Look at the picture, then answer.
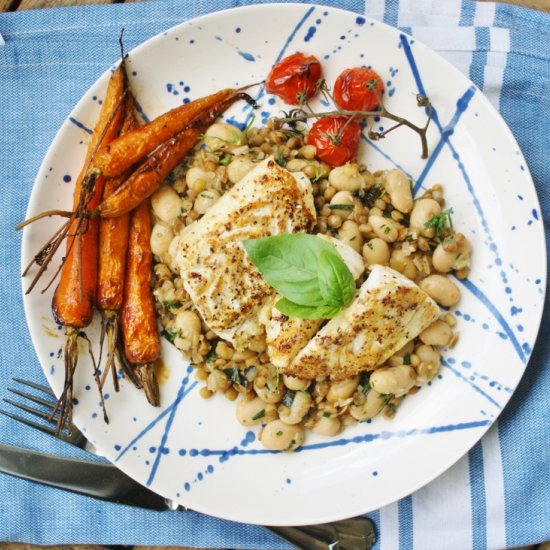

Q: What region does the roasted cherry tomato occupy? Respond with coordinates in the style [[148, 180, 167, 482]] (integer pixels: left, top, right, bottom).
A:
[[333, 67, 384, 112], [266, 52, 323, 105], [306, 115, 362, 167]]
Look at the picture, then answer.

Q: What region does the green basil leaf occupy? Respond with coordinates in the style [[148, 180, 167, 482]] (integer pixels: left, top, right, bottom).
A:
[[275, 297, 342, 320], [317, 249, 356, 307], [243, 233, 338, 306]]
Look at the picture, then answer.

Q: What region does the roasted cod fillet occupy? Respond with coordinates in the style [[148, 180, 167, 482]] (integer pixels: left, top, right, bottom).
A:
[[259, 236, 365, 369], [286, 265, 440, 380], [174, 159, 316, 350]]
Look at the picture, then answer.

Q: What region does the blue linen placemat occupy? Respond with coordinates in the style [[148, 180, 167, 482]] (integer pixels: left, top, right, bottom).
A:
[[0, 0, 548, 548]]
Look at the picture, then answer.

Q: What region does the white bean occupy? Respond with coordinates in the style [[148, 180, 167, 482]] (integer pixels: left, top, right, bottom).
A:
[[349, 389, 385, 421], [363, 238, 390, 266], [227, 157, 254, 184], [151, 186, 183, 225], [385, 169, 413, 213], [410, 198, 441, 237], [328, 163, 363, 192], [173, 310, 202, 352], [194, 189, 221, 215], [394, 340, 414, 357], [326, 376, 359, 403], [236, 396, 275, 426], [259, 420, 305, 451], [369, 215, 399, 243], [254, 368, 285, 404], [415, 344, 441, 385], [312, 415, 341, 437], [416, 344, 441, 366], [419, 320, 453, 346], [150, 222, 174, 258], [204, 122, 242, 151], [185, 166, 217, 193], [432, 235, 472, 273], [389, 248, 418, 280], [330, 190, 355, 218], [338, 220, 363, 252], [370, 365, 416, 397], [419, 274, 461, 307], [279, 391, 312, 425], [283, 375, 310, 391], [206, 370, 230, 393]]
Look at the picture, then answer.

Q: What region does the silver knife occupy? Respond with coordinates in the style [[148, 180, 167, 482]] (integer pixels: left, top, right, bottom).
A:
[[0, 443, 376, 549]]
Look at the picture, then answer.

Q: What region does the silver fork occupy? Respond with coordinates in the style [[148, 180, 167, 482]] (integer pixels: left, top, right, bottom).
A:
[[1, 377, 97, 454], [1, 377, 377, 549]]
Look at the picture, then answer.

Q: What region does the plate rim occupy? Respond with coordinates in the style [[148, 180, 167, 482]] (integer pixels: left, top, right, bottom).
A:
[[21, 2, 547, 526]]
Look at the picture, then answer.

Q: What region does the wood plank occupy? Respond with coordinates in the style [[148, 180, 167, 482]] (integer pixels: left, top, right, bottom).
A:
[[488, 0, 550, 11], [0, 0, 18, 12], [16, 0, 116, 10]]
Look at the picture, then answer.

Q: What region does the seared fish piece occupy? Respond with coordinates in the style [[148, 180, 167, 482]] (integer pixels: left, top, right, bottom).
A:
[[286, 265, 440, 380], [174, 159, 316, 350], [260, 236, 364, 369]]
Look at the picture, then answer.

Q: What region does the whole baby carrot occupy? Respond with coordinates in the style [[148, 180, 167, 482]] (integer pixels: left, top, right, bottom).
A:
[[50, 62, 127, 433], [98, 91, 254, 218], [97, 91, 139, 390], [121, 199, 161, 406], [93, 87, 240, 178]]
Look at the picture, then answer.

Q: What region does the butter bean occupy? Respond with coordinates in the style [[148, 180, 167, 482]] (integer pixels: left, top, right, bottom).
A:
[[410, 198, 441, 237], [363, 238, 390, 266], [419, 274, 461, 306], [385, 169, 413, 213], [370, 365, 416, 397], [419, 320, 453, 346], [260, 420, 305, 451], [369, 215, 399, 243], [328, 163, 363, 192]]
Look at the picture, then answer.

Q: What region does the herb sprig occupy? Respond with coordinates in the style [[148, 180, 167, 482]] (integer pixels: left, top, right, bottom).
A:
[[424, 208, 454, 237]]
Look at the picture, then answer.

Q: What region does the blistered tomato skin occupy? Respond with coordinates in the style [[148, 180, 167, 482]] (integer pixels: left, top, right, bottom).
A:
[[334, 67, 385, 112], [266, 52, 323, 105], [306, 115, 362, 167]]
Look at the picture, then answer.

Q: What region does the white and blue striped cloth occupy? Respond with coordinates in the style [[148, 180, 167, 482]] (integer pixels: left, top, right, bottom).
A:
[[0, 1, 548, 548]]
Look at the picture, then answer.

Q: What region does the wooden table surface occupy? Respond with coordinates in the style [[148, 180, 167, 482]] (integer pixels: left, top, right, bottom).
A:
[[0, 0, 549, 12]]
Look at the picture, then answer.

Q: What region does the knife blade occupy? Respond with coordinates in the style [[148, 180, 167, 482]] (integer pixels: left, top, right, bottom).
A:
[[0, 443, 376, 549], [0, 442, 170, 510]]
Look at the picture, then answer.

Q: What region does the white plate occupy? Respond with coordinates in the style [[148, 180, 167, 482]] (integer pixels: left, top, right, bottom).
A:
[[22, 4, 546, 526]]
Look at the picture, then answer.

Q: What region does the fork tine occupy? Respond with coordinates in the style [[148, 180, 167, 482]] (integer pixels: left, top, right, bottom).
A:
[[7, 387, 56, 409], [3, 397, 57, 423], [12, 377, 54, 396], [0, 408, 58, 437], [0, 408, 74, 444]]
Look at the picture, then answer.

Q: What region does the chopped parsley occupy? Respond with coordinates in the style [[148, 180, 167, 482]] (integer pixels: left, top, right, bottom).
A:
[[328, 204, 354, 211], [424, 208, 454, 237], [359, 184, 382, 208], [223, 367, 250, 388], [160, 327, 179, 344], [252, 409, 265, 421], [161, 300, 182, 309]]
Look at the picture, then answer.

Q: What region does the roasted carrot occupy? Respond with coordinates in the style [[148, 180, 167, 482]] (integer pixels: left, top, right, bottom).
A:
[[50, 62, 127, 432], [20, 64, 128, 295], [98, 91, 255, 219], [93, 88, 240, 178], [97, 91, 139, 391], [121, 199, 161, 406]]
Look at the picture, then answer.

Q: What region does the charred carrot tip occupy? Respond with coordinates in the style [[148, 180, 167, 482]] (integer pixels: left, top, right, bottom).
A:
[[135, 363, 160, 407]]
